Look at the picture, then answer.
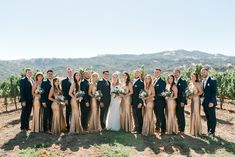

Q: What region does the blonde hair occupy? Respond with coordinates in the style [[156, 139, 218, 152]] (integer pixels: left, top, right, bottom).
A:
[[91, 72, 99, 82], [112, 73, 119, 85], [144, 74, 152, 90]]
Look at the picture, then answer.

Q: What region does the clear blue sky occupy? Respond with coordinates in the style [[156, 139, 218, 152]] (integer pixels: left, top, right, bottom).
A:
[[0, 0, 234, 60]]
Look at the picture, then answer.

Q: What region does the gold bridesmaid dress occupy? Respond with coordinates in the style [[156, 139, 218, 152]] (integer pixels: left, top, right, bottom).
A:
[[70, 98, 83, 134], [88, 86, 101, 133], [32, 94, 44, 132], [166, 92, 178, 134]]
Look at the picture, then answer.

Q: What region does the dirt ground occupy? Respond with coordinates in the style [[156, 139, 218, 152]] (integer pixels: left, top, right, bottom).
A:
[[0, 102, 234, 157]]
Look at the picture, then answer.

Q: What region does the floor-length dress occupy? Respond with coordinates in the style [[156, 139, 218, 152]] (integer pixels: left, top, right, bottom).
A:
[[70, 98, 83, 133], [32, 94, 44, 132]]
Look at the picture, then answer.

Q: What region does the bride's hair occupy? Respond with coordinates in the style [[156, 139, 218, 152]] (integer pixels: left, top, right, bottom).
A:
[[167, 74, 175, 91], [112, 73, 119, 85], [53, 77, 62, 95], [144, 74, 152, 90], [91, 72, 99, 83]]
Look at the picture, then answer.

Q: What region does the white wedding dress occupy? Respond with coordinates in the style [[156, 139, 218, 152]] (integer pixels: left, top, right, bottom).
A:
[[106, 85, 122, 131]]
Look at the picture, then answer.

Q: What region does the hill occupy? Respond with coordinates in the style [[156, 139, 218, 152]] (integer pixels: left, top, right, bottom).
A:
[[0, 49, 234, 80]]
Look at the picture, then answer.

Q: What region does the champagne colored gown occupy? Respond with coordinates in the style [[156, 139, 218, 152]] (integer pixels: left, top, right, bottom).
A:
[[88, 85, 101, 133], [189, 83, 202, 136], [70, 97, 83, 134], [166, 88, 178, 134], [142, 89, 155, 136], [32, 93, 44, 132], [51, 91, 66, 135]]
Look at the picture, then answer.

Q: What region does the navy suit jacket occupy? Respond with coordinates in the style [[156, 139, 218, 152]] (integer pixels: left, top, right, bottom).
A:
[[132, 79, 144, 107], [176, 77, 187, 105], [20, 77, 33, 103], [41, 79, 52, 104], [154, 78, 166, 104], [80, 79, 90, 104], [97, 78, 111, 105], [62, 77, 72, 101], [202, 77, 217, 106]]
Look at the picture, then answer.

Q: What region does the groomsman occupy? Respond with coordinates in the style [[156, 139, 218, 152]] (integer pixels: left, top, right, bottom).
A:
[[80, 70, 91, 130], [132, 69, 144, 134], [97, 70, 111, 129], [62, 67, 73, 130], [41, 69, 53, 132], [20, 68, 33, 131], [153, 68, 166, 135], [201, 67, 217, 136], [174, 69, 187, 133]]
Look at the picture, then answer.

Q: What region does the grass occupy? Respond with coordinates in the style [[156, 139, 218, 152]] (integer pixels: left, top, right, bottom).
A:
[[96, 143, 130, 157], [18, 144, 55, 157]]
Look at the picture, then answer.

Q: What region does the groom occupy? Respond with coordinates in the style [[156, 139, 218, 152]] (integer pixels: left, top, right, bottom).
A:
[[97, 70, 111, 129], [201, 67, 217, 136], [132, 69, 144, 134]]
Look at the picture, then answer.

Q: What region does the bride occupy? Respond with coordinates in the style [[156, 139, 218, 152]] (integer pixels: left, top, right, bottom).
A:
[[106, 72, 122, 131]]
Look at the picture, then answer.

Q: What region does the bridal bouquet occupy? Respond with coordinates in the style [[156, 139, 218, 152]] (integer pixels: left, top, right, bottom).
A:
[[56, 95, 65, 103], [185, 86, 194, 98], [93, 90, 103, 101], [35, 86, 44, 94], [160, 89, 172, 97], [139, 90, 148, 100], [75, 90, 85, 102]]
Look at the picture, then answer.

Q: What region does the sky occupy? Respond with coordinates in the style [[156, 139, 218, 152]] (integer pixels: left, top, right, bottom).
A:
[[0, 0, 235, 60]]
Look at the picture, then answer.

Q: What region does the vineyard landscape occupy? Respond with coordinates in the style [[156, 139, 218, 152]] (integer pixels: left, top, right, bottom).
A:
[[0, 50, 235, 157]]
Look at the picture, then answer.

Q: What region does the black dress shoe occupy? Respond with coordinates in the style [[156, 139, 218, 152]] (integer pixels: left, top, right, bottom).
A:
[[208, 132, 215, 137]]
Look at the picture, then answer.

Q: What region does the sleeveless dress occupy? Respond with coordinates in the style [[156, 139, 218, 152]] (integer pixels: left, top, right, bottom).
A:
[[51, 90, 66, 135], [166, 86, 178, 134], [32, 92, 44, 132], [142, 88, 155, 136], [120, 85, 132, 132], [189, 83, 202, 136], [70, 97, 83, 134], [106, 85, 122, 131], [88, 84, 101, 133]]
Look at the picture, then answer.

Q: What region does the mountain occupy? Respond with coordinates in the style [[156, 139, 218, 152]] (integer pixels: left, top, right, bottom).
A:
[[0, 49, 234, 80]]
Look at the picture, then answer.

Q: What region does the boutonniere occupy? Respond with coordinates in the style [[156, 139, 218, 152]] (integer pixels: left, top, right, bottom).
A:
[[207, 83, 210, 86], [156, 84, 159, 86], [178, 83, 181, 86], [134, 85, 138, 87]]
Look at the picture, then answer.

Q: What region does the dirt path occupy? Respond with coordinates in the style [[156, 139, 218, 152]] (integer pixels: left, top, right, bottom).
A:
[[0, 104, 234, 157]]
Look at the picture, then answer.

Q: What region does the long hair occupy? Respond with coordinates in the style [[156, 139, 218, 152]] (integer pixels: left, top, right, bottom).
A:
[[123, 71, 131, 86], [167, 74, 175, 91], [192, 73, 199, 82], [73, 72, 80, 92], [112, 73, 119, 85], [144, 74, 152, 91], [91, 72, 99, 83], [53, 78, 62, 95]]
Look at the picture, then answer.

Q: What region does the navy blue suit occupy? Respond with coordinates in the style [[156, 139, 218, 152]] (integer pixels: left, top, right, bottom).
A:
[[202, 77, 217, 134], [62, 77, 72, 129], [132, 79, 144, 132], [97, 78, 111, 129], [19, 77, 33, 130], [41, 79, 52, 131], [176, 77, 187, 132], [153, 78, 166, 132], [80, 79, 90, 129]]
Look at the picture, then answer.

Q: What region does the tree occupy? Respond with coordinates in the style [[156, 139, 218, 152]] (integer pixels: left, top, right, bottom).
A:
[[0, 80, 10, 112], [8, 75, 20, 110]]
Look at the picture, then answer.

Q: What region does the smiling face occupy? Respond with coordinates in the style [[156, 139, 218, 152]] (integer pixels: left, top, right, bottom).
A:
[[134, 70, 141, 79], [36, 74, 44, 82], [74, 72, 80, 81], [123, 73, 128, 81], [167, 75, 174, 85], [145, 75, 151, 84], [103, 71, 109, 80], [83, 71, 90, 80], [154, 69, 161, 78], [54, 79, 60, 87], [191, 74, 196, 82], [67, 68, 73, 78], [47, 71, 53, 80], [92, 73, 98, 82], [201, 69, 208, 78], [112, 74, 118, 85], [26, 69, 32, 78]]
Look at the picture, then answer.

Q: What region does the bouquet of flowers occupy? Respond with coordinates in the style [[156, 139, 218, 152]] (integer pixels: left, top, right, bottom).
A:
[[75, 90, 85, 102], [93, 90, 103, 101], [35, 86, 44, 94], [160, 89, 172, 97], [139, 90, 148, 100], [55, 95, 65, 103], [185, 86, 194, 98]]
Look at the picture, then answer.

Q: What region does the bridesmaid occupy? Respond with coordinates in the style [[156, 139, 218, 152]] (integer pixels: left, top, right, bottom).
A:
[[165, 74, 178, 135], [49, 78, 66, 135], [31, 72, 44, 132], [189, 73, 203, 136], [142, 74, 155, 136], [120, 71, 133, 132], [69, 72, 83, 134], [88, 72, 101, 133]]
